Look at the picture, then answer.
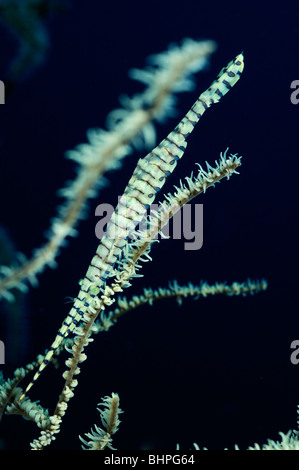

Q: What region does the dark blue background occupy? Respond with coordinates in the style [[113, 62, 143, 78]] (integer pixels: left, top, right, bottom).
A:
[[0, 0, 299, 451]]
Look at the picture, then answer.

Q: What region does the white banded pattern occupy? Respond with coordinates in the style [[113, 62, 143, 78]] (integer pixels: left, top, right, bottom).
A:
[[18, 52, 244, 402]]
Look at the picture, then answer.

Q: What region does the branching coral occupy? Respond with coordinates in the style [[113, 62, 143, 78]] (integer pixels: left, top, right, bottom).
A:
[[0, 39, 269, 450]]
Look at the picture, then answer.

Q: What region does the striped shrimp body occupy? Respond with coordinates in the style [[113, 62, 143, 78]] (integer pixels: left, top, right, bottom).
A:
[[18, 52, 244, 402]]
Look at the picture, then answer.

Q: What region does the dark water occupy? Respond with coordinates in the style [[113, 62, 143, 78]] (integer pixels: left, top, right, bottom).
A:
[[0, 0, 298, 451]]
